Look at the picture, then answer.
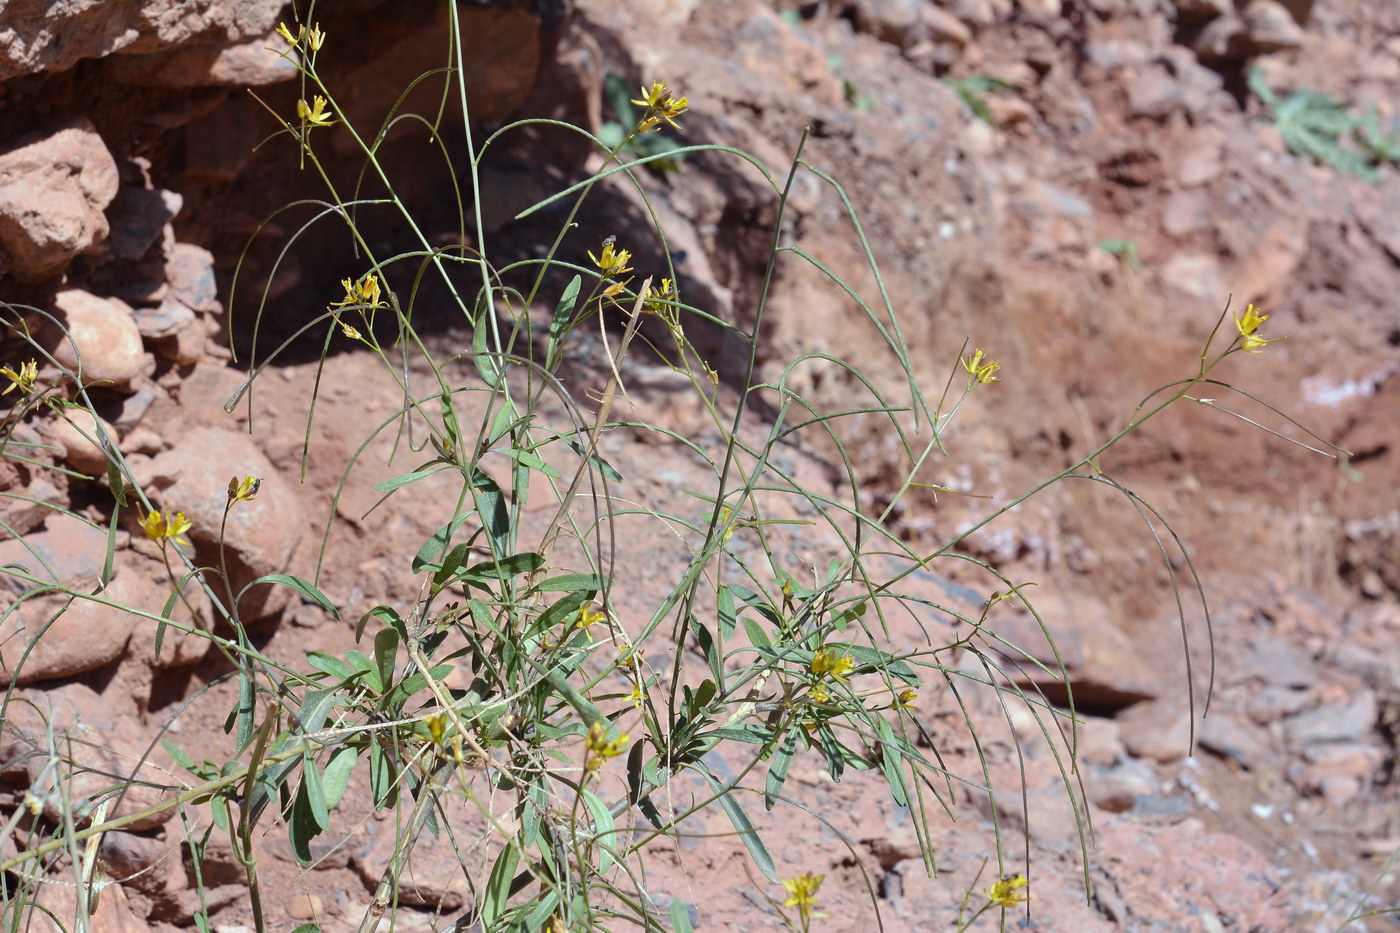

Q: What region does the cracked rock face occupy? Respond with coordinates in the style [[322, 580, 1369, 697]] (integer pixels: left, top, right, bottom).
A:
[[0, 118, 118, 281], [0, 0, 286, 81]]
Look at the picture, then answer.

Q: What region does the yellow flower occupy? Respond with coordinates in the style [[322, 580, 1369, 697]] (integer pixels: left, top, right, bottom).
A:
[[809, 683, 831, 704], [426, 712, 447, 747], [894, 687, 919, 709], [587, 237, 633, 278], [296, 95, 334, 128], [719, 505, 736, 542], [332, 274, 385, 308], [1, 359, 38, 397], [584, 720, 629, 772], [632, 81, 671, 111], [578, 602, 607, 630], [1232, 303, 1282, 353], [781, 872, 824, 925], [986, 873, 1029, 908], [810, 647, 855, 682], [632, 81, 689, 133], [275, 21, 300, 46], [141, 509, 192, 547], [962, 348, 1001, 384], [306, 23, 326, 51], [644, 278, 676, 314], [227, 475, 261, 503], [625, 679, 645, 709], [339, 322, 363, 341]]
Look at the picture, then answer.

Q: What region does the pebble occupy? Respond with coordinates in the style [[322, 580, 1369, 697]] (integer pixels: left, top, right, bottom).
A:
[[47, 289, 146, 387]]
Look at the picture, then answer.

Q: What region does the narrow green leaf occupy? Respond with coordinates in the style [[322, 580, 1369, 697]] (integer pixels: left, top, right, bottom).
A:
[[235, 674, 256, 751], [412, 513, 475, 573], [670, 899, 695, 933], [372, 467, 444, 493], [248, 573, 341, 620], [764, 727, 799, 811], [162, 739, 197, 773], [480, 842, 521, 930], [306, 651, 356, 682], [579, 788, 617, 871], [297, 687, 340, 734], [530, 573, 609, 593], [320, 746, 357, 809], [546, 275, 581, 368], [701, 770, 776, 882], [303, 752, 329, 829], [373, 627, 399, 695]]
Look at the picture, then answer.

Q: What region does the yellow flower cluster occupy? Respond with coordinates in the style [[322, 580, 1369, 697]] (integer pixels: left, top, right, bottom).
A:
[[781, 872, 824, 925], [0, 360, 37, 397], [227, 474, 260, 503], [276, 21, 325, 51], [1233, 303, 1282, 353], [296, 95, 334, 128], [141, 509, 192, 548], [962, 347, 1001, 384], [986, 873, 1029, 908], [584, 720, 629, 772], [632, 81, 689, 133], [809, 646, 855, 681]]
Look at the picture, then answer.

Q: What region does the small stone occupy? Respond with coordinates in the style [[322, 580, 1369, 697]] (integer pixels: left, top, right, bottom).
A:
[[1017, 0, 1063, 17], [986, 96, 1037, 126], [1194, 15, 1248, 60], [1243, 635, 1315, 688], [1162, 190, 1209, 236], [854, 0, 927, 47], [1127, 67, 1185, 118], [1162, 253, 1225, 299], [1284, 690, 1378, 745], [1246, 686, 1312, 724], [1198, 714, 1270, 770], [165, 243, 220, 313], [1087, 757, 1156, 812], [925, 6, 974, 46], [1242, 0, 1304, 51], [1319, 775, 1361, 805], [1176, 128, 1225, 186], [1175, 0, 1233, 19], [42, 407, 116, 476], [47, 289, 146, 388], [287, 894, 322, 920], [0, 118, 119, 281], [1079, 716, 1126, 766], [1117, 699, 1194, 761], [132, 297, 196, 339]]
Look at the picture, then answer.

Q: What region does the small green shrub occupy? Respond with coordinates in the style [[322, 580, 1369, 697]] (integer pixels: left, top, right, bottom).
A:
[[1249, 66, 1400, 182], [0, 15, 1344, 933]]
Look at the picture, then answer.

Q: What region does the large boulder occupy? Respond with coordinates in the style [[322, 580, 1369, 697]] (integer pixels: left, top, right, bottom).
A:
[[0, 520, 139, 685], [136, 425, 308, 621], [46, 289, 148, 388], [0, 0, 285, 80], [0, 119, 118, 281]]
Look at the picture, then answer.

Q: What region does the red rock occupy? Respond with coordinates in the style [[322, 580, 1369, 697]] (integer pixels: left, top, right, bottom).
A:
[[0, 118, 119, 281], [108, 33, 298, 87], [47, 289, 146, 388], [1116, 698, 1195, 761], [137, 424, 307, 621], [0, 0, 286, 80], [42, 407, 117, 476]]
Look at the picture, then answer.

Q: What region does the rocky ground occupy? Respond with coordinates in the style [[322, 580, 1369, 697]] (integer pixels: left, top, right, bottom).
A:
[[0, 0, 1397, 931]]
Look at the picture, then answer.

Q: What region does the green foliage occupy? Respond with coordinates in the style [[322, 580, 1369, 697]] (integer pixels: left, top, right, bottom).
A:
[[0, 14, 1345, 933], [1249, 66, 1400, 182], [1098, 238, 1142, 270], [944, 74, 1020, 126]]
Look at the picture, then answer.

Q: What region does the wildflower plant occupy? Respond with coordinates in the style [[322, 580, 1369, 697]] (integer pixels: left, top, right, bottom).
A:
[[0, 10, 1350, 933]]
